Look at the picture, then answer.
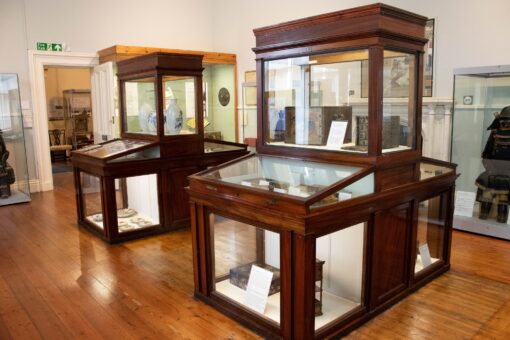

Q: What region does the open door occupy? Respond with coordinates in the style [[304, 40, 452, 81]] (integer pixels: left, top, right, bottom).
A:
[[91, 61, 115, 143]]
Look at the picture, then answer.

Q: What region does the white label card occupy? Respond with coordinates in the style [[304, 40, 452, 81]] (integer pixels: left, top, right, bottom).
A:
[[244, 265, 273, 314], [288, 187, 301, 196], [326, 121, 348, 147], [338, 191, 353, 201], [418, 243, 432, 268], [259, 180, 270, 186], [241, 181, 252, 187], [454, 191, 476, 217]]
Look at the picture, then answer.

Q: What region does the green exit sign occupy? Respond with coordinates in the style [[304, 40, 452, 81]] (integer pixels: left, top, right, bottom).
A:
[[36, 42, 63, 51]]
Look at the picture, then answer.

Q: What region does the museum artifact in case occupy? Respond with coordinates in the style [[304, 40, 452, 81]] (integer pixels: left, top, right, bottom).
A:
[[451, 65, 510, 239], [72, 53, 248, 243], [187, 4, 457, 339], [0, 74, 31, 206]]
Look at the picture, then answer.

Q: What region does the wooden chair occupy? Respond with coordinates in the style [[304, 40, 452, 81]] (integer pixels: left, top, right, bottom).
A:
[[49, 129, 73, 162]]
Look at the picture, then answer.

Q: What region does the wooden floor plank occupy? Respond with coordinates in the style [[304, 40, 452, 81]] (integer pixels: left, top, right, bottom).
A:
[[0, 172, 509, 339]]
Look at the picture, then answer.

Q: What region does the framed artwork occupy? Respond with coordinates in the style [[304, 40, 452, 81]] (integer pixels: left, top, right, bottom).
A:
[[423, 18, 435, 97]]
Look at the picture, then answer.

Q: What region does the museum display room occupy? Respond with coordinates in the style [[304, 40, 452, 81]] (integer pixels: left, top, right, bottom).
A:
[[187, 4, 457, 339], [72, 52, 248, 243], [4, 0, 510, 339]]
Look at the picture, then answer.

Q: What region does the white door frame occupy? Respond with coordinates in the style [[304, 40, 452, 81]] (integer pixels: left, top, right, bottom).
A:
[[27, 50, 99, 192]]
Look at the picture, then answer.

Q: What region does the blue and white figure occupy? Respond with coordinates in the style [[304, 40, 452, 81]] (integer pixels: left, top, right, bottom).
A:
[[164, 98, 183, 134]]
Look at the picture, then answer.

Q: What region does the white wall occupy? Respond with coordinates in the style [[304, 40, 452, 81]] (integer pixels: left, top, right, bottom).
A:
[[212, 0, 510, 98]]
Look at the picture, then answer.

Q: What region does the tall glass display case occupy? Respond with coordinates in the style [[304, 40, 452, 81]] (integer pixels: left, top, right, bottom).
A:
[[451, 65, 510, 239], [187, 4, 457, 339], [0, 74, 30, 206], [97, 45, 240, 143], [72, 53, 248, 243]]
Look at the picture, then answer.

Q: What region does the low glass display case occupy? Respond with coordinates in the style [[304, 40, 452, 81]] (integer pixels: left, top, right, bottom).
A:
[[72, 53, 248, 243], [188, 4, 457, 339], [0, 74, 30, 206], [451, 65, 510, 239]]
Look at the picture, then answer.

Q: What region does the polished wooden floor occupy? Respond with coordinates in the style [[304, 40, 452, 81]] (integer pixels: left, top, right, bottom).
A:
[[0, 172, 509, 339]]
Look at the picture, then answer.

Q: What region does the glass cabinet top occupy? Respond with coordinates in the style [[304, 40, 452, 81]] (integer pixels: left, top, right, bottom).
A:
[[203, 154, 364, 199], [75, 139, 153, 159], [420, 161, 454, 180]]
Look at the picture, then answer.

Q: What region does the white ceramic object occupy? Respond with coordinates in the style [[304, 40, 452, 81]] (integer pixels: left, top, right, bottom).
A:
[[164, 98, 183, 135]]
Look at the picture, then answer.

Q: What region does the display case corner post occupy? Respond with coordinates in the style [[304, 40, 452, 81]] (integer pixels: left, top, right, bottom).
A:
[[368, 46, 384, 156], [197, 204, 211, 295], [415, 52, 425, 152], [292, 233, 316, 338], [156, 75, 165, 137], [102, 177, 119, 240], [256, 59, 264, 149], [74, 168, 84, 221], [189, 201, 202, 293]]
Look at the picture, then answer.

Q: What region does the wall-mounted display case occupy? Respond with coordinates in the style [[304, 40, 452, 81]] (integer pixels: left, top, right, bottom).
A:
[[451, 65, 510, 239], [187, 4, 458, 339], [0, 74, 31, 206], [72, 53, 248, 243]]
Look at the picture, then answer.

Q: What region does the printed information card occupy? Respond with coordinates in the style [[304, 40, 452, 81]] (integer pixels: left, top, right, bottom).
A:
[[454, 191, 476, 217], [244, 265, 274, 314], [326, 121, 348, 148]]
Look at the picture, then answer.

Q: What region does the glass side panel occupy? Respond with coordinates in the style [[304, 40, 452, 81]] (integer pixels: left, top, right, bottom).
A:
[[451, 74, 510, 224], [0, 74, 31, 204], [415, 195, 446, 274], [204, 141, 245, 153], [203, 64, 236, 142], [315, 222, 365, 331], [107, 146, 160, 163], [81, 172, 104, 230], [124, 77, 156, 135], [310, 173, 374, 208], [419, 162, 453, 180], [203, 155, 362, 198], [382, 50, 417, 153], [114, 174, 160, 233], [211, 213, 281, 326], [163, 76, 197, 136], [264, 50, 369, 153]]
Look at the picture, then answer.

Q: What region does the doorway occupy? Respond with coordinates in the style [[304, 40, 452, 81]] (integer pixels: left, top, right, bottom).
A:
[[44, 66, 93, 176], [28, 50, 98, 192]]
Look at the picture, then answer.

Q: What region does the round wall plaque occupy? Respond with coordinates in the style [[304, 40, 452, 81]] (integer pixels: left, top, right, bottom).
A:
[[218, 87, 230, 106]]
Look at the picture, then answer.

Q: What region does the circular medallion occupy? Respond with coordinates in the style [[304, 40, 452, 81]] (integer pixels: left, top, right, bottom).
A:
[[218, 87, 230, 106]]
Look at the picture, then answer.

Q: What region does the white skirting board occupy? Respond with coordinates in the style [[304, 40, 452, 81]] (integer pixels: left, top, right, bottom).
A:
[[215, 279, 360, 330]]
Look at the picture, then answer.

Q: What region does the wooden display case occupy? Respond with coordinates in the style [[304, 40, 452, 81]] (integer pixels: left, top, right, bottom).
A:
[[187, 4, 458, 339], [72, 53, 248, 243], [98, 45, 240, 143]]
